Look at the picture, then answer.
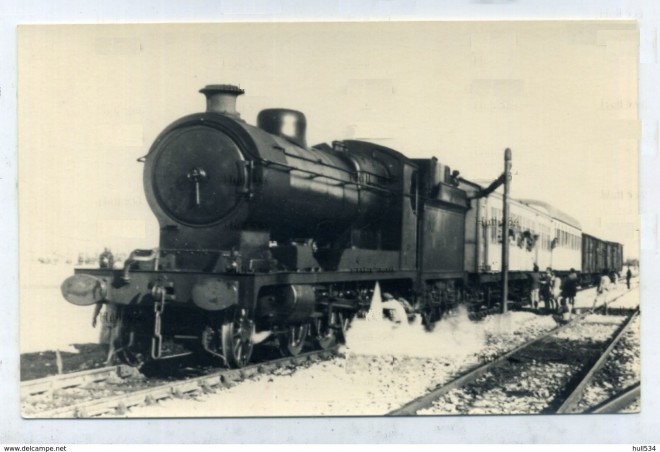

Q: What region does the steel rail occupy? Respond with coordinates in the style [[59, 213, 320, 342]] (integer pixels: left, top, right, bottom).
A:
[[588, 382, 640, 414], [21, 365, 125, 399], [25, 286, 637, 417], [21, 351, 194, 399], [387, 288, 637, 416], [27, 348, 338, 418], [387, 310, 594, 415], [555, 308, 639, 414]]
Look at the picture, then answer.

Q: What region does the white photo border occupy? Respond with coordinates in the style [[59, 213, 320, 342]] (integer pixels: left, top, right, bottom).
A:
[[2, 0, 658, 444]]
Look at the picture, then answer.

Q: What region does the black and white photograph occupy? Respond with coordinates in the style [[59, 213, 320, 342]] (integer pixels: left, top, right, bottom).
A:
[[18, 21, 641, 421]]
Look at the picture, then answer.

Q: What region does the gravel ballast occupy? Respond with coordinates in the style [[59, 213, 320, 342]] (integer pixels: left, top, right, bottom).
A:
[[418, 315, 627, 416], [123, 310, 563, 417], [574, 315, 641, 413]]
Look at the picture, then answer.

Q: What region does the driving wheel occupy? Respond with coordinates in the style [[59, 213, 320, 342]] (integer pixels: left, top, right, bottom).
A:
[[221, 308, 255, 368]]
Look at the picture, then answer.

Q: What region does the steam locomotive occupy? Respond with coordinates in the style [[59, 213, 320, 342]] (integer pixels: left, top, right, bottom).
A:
[[61, 84, 623, 368]]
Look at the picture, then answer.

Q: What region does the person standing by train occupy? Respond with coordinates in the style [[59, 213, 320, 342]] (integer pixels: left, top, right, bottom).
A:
[[540, 268, 553, 312], [99, 247, 115, 269], [549, 271, 562, 312], [593, 271, 612, 309], [626, 267, 632, 289], [610, 270, 619, 290], [529, 264, 541, 310], [562, 268, 578, 312], [92, 300, 119, 364]]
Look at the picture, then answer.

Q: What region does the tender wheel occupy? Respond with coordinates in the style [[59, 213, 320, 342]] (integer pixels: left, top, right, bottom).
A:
[[313, 313, 337, 350], [221, 308, 255, 368], [278, 324, 309, 357]]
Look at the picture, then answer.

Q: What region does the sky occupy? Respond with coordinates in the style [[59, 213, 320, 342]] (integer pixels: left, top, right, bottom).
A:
[[18, 21, 639, 260]]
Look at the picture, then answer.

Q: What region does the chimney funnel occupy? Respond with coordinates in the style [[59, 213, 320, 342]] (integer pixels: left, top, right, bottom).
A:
[[199, 84, 244, 116]]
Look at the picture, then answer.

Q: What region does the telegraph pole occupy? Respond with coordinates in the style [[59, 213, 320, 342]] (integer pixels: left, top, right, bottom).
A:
[[467, 148, 513, 314], [501, 148, 512, 314]]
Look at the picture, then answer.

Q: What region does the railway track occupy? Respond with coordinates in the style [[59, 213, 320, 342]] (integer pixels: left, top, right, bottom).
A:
[[555, 308, 639, 414], [23, 286, 637, 418], [21, 350, 194, 402], [588, 382, 640, 414], [387, 288, 638, 416], [21, 365, 129, 399], [24, 348, 339, 418]]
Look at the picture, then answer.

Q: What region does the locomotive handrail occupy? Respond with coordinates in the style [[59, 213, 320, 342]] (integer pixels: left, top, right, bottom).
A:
[[121, 248, 237, 281], [127, 249, 160, 261], [281, 148, 392, 183], [255, 157, 396, 195], [122, 248, 160, 282]]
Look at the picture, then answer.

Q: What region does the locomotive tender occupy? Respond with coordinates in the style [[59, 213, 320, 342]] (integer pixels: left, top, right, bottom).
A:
[[61, 84, 623, 368]]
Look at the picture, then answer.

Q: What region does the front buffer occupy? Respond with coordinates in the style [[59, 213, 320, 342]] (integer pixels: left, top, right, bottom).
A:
[[61, 250, 247, 368]]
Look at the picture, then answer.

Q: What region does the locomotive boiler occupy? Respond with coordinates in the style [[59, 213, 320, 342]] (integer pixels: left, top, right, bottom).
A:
[[61, 84, 471, 368]]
